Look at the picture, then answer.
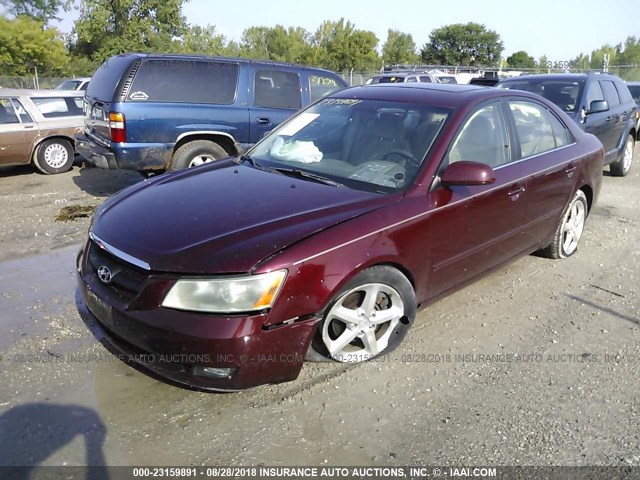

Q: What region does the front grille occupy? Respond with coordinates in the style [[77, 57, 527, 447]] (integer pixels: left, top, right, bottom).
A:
[[88, 241, 149, 296]]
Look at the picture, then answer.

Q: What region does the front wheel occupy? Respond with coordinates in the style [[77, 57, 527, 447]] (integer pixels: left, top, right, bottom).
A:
[[541, 190, 588, 259], [308, 266, 415, 363], [169, 140, 228, 171], [610, 134, 634, 177], [33, 139, 74, 174]]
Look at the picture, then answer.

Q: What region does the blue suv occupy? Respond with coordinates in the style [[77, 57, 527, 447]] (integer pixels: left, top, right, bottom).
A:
[[498, 73, 637, 176], [76, 53, 347, 173]]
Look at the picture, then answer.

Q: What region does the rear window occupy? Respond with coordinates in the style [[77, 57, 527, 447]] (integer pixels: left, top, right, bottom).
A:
[[128, 59, 239, 104], [31, 96, 84, 118], [614, 82, 634, 104], [499, 79, 584, 112], [309, 74, 343, 102], [376, 76, 407, 84], [86, 55, 138, 101]]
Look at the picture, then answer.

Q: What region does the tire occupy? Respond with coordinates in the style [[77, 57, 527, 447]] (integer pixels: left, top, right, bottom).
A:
[[541, 190, 588, 259], [307, 266, 416, 363], [33, 139, 74, 174], [169, 140, 228, 171], [610, 134, 634, 177]]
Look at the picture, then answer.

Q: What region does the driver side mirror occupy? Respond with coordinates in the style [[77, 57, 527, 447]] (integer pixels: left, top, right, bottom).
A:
[[587, 100, 609, 114], [441, 161, 496, 187]]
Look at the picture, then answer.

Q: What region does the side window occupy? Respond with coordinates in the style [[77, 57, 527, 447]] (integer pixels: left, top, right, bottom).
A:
[[614, 82, 634, 105], [254, 70, 301, 110], [0, 98, 20, 124], [80, 82, 89, 91], [12, 99, 33, 123], [601, 80, 621, 107], [31, 97, 83, 118], [509, 100, 567, 158], [584, 81, 604, 110], [419, 76, 432, 83], [447, 102, 509, 168], [406, 77, 418, 83], [128, 60, 239, 104], [309, 75, 342, 102]]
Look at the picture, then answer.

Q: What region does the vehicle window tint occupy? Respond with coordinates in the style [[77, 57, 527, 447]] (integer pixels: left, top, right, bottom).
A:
[[448, 102, 509, 167], [600, 80, 620, 107], [628, 85, 640, 102], [614, 82, 634, 104], [584, 81, 604, 109], [500, 80, 583, 112], [32, 97, 84, 118], [309, 75, 342, 102], [406, 77, 418, 83], [548, 112, 572, 147], [419, 76, 432, 83], [509, 101, 567, 158], [129, 60, 239, 104], [0, 98, 19, 124], [80, 82, 89, 91], [254, 70, 301, 110]]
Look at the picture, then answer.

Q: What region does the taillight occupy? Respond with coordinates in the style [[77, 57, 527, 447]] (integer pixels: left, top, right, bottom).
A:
[[109, 112, 126, 143]]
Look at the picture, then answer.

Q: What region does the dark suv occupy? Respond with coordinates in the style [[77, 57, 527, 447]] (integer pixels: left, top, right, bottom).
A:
[[498, 73, 637, 176], [76, 53, 347, 173]]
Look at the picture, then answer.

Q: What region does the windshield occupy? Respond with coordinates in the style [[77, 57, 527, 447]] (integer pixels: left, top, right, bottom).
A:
[[628, 85, 640, 103], [56, 80, 81, 90], [247, 98, 450, 194], [498, 79, 584, 113]]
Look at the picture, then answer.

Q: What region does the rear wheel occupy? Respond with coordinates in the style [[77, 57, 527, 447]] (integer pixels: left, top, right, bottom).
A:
[[308, 266, 415, 363], [541, 190, 588, 259], [33, 139, 74, 174], [610, 134, 634, 177], [169, 140, 227, 171]]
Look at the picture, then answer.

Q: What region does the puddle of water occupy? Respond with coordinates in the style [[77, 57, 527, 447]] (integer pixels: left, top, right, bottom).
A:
[[0, 244, 81, 348]]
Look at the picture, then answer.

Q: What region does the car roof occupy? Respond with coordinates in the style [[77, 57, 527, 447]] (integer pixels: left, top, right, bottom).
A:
[[118, 52, 342, 76], [500, 72, 625, 83], [333, 83, 522, 108], [0, 88, 85, 97]]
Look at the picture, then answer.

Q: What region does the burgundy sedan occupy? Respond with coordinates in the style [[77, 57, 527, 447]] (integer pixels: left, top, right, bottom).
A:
[[76, 84, 604, 390]]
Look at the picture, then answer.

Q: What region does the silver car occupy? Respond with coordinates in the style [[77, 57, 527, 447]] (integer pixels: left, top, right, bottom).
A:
[[0, 89, 84, 174]]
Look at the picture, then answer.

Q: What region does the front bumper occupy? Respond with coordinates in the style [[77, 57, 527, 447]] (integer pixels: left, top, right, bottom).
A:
[[76, 244, 319, 391]]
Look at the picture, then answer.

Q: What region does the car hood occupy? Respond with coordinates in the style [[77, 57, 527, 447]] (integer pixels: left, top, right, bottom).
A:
[[91, 161, 389, 273]]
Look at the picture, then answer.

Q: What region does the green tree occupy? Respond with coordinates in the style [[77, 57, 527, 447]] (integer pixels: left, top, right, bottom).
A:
[[0, 15, 69, 75], [571, 53, 590, 70], [311, 18, 379, 71], [70, 0, 188, 62], [0, 0, 71, 24], [618, 36, 640, 65], [506, 50, 535, 68], [382, 29, 418, 65], [590, 44, 617, 69], [421, 22, 503, 66], [181, 25, 226, 56], [240, 25, 311, 63]]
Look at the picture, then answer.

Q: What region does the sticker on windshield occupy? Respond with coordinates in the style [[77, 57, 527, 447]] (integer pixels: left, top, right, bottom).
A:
[[129, 91, 149, 100], [277, 113, 320, 136], [319, 98, 362, 106]]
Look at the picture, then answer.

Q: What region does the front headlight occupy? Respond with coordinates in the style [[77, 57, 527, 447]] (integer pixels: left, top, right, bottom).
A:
[[161, 270, 287, 313]]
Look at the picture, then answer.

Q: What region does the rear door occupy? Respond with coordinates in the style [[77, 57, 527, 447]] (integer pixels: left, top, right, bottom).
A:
[[0, 97, 39, 165], [599, 79, 626, 161], [249, 67, 302, 143]]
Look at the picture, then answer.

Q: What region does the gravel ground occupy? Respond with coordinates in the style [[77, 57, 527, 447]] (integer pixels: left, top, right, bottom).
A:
[[0, 156, 639, 469]]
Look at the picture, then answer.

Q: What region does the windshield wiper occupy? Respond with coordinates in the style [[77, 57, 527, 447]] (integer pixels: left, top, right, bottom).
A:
[[238, 154, 260, 167], [270, 167, 343, 187]]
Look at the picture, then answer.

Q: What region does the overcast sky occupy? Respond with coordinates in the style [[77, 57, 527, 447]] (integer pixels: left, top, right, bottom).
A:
[[54, 0, 638, 61]]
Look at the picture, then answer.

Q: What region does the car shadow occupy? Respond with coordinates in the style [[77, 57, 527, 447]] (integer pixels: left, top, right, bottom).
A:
[[0, 402, 109, 479], [72, 164, 144, 198], [565, 293, 639, 326], [0, 165, 38, 178]]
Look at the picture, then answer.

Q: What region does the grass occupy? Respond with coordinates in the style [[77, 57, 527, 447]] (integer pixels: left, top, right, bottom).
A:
[[55, 205, 97, 222]]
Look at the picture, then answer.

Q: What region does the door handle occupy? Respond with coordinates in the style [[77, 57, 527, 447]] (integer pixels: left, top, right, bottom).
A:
[[606, 116, 613, 121], [23, 125, 35, 129], [508, 186, 526, 199], [256, 117, 271, 125], [565, 164, 577, 175]]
